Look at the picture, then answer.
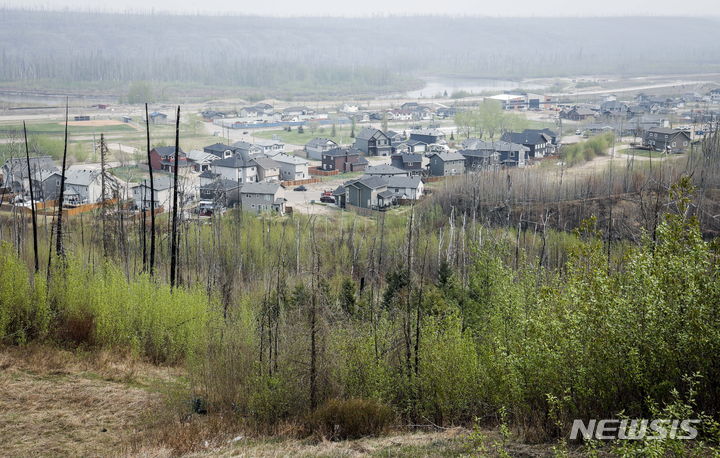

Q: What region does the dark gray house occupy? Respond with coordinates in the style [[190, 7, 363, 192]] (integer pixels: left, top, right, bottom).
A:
[[364, 164, 409, 178], [427, 151, 466, 177], [1, 155, 59, 194], [390, 153, 423, 176], [353, 128, 392, 156], [500, 131, 553, 159], [204, 143, 239, 158], [344, 175, 394, 210], [409, 128, 445, 145], [460, 139, 529, 169], [643, 128, 691, 153]]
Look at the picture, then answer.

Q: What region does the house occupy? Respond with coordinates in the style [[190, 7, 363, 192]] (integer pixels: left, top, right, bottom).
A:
[[344, 175, 394, 210], [132, 175, 182, 211], [561, 107, 596, 121], [32, 170, 63, 201], [149, 146, 190, 172], [1, 156, 58, 194], [204, 143, 239, 159], [409, 128, 445, 145], [394, 139, 427, 154], [186, 150, 220, 172], [520, 128, 558, 145], [385, 130, 405, 143], [600, 100, 630, 117], [353, 128, 392, 156], [252, 157, 281, 182], [386, 175, 424, 200], [252, 138, 285, 156], [149, 112, 168, 124], [198, 170, 221, 187], [332, 185, 347, 208], [230, 141, 265, 157], [283, 106, 313, 117], [272, 153, 310, 181], [211, 151, 258, 184], [643, 128, 691, 153], [240, 182, 286, 215], [199, 179, 242, 212], [365, 164, 409, 178], [459, 139, 529, 169], [390, 153, 423, 176], [427, 151, 466, 177], [500, 131, 553, 159], [305, 137, 338, 160], [321, 147, 368, 172], [63, 168, 119, 205]]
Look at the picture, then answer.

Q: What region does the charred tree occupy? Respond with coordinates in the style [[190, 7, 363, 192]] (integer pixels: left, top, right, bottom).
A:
[[23, 121, 39, 272]]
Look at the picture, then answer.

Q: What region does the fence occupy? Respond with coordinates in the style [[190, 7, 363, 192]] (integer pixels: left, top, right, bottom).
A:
[[281, 178, 322, 187], [309, 167, 340, 176]]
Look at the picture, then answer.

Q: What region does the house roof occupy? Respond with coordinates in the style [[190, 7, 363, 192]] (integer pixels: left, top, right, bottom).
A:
[[2, 156, 58, 180], [522, 128, 557, 139], [271, 153, 308, 165], [392, 153, 422, 163], [332, 185, 346, 196], [378, 190, 394, 199], [199, 170, 220, 179], [410, 128, 444, 137], [134, 175, 175, 191], [461, 138, 529, 152], [186, 150, 219, 163], [647, 127, 687, 135], [64, 168, 100, 187], [241, 182, 281, 195], [365, 164, 408, 176], [200, 179, 240, 192], [204, 143, 237, 155], [253, 138, 284, 147], [153, 146, 184, 157], [355, 127, 387, 141], [500, 131, 552, 146], [252, 157, 280, 170], [213, 153, 255, 168], [345, 175, 387, 190], [430, 151, 465, 162], [387, 175, 422, 189], [306, 137, 337, 148]]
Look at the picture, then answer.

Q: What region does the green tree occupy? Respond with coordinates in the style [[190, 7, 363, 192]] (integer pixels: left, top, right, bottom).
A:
[[126, 81, 154, 104]]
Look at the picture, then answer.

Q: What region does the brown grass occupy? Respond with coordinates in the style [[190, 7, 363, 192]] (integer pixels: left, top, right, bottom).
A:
[[65, 120, 125, 127]]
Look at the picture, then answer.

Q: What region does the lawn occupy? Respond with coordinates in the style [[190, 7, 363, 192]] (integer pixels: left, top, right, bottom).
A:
[[625, 148, 672, 158], [0, 122, 137, 134], [252, 125, 356, 146]]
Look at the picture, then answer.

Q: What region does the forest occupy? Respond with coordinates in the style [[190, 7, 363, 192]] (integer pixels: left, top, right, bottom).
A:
[[2, 9, 720, 98], [2, 123, 720, 454]]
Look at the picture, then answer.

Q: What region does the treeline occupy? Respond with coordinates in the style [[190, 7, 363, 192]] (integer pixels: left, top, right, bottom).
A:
[[1, 169, 720, 453], [2, 9, 720, 95]]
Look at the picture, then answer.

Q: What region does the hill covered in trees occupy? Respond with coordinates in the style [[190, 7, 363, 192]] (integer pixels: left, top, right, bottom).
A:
[[2, 9, 720, 98]]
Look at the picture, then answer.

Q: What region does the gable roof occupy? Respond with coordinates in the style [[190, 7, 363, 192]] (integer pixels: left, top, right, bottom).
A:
[[306, 137, 337, 148], [500, 131, 551, 146], [200, 178, 241, 192], [356, 127, 388, 141], [647, 127, 689, 136], [324, 147, 362, 157], [387, 175, 422, 189], [272, 153, 308, 165], [153, 146, 185, 157], [430, 151, 465, 162], [204, 143, 237, 155], [186, 150, 219, 163], [365, 164, 408, 176], [392, 153, 422, 163], [345, 175, 387, 190], [213, 154, 255, 168], [241, 182, 281, 195], [252, 157, 280, 170], [461, 138, 529, 152], [64, 168, 100, 187]]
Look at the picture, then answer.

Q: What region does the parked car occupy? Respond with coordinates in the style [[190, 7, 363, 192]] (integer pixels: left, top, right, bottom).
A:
[[320, 195, 335, 204], [294, 185, 307, 192]]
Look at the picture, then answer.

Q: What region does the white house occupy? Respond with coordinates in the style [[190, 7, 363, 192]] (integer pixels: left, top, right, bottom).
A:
[[271, 153, 310, 181], [64, 168, 119, 205], [386, 175, 424, 200], [211, 152, 258, 184]]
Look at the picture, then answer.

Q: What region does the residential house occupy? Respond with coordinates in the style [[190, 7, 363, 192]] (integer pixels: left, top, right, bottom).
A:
[[33, 170, 63, 202], [500, 131, 552, 159], [561, 107, 596, 121], [186, 150, 220, 172], [149, 112, 168, 124], [364, 164, 409, 178], [521, 128, 558, 145], [321, 147, 368, 172], [344, 176, 394, 210], [211, 151, 258, 184], [252, 157, 281, 182], [63, 168, 119, 205], [427, 151, 466, 176], [204, 143, 239, 159], [385, 130, 405, 143], [252, 138, 285, 156], [459, 139, 529, 169], [240, 182, 286, 215], [409, 128, 445, 145], [305, 137, 338, 160], [132, 176, 182, 211], [198, 170, 221, 187], [1, 155, 58, 194], [353, 128, 392, 156], [230, 141, 264, 157], [198, 179, 241, 212], [390, 153, 423, 176], [149, 146, 190, 172], [600, 100, 630, 117], [386, 175, 424, 200], [394, 139, 427, 154], [282, 106, 313, 117], [272, 153, 310, 181], [643, 128, 691, 153]]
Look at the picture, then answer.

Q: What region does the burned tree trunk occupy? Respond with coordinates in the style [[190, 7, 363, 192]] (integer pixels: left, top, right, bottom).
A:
[[170, 105, 181, 288], [146, 103, 156, 276], [23, 121, 39, 272], [55, 99, 69, 259]]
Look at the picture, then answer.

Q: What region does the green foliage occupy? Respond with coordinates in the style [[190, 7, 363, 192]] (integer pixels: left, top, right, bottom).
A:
[[562, 132, 614, 165], [454, 100, 528, 140], [126, 81, 155, 104]]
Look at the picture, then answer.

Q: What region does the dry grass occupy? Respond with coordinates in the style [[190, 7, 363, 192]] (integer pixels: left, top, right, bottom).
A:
[[0, 345, 181, 457]]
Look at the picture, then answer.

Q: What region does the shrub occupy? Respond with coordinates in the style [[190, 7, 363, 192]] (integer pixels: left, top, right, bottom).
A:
[[309, 398, 394, 440]]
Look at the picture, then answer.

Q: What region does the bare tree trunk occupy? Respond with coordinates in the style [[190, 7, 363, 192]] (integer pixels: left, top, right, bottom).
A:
[[55, 99, 69, 259], [146, 103, 156, 276], [170, 105, 181, 288], [23, 121, 39, 272]]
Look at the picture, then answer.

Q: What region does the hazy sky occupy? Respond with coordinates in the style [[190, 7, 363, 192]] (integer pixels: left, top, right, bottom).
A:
[[3, 0, 720, 16]]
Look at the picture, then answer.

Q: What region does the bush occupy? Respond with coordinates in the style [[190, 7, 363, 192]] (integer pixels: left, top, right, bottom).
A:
[[309, 398, 394, 440]]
